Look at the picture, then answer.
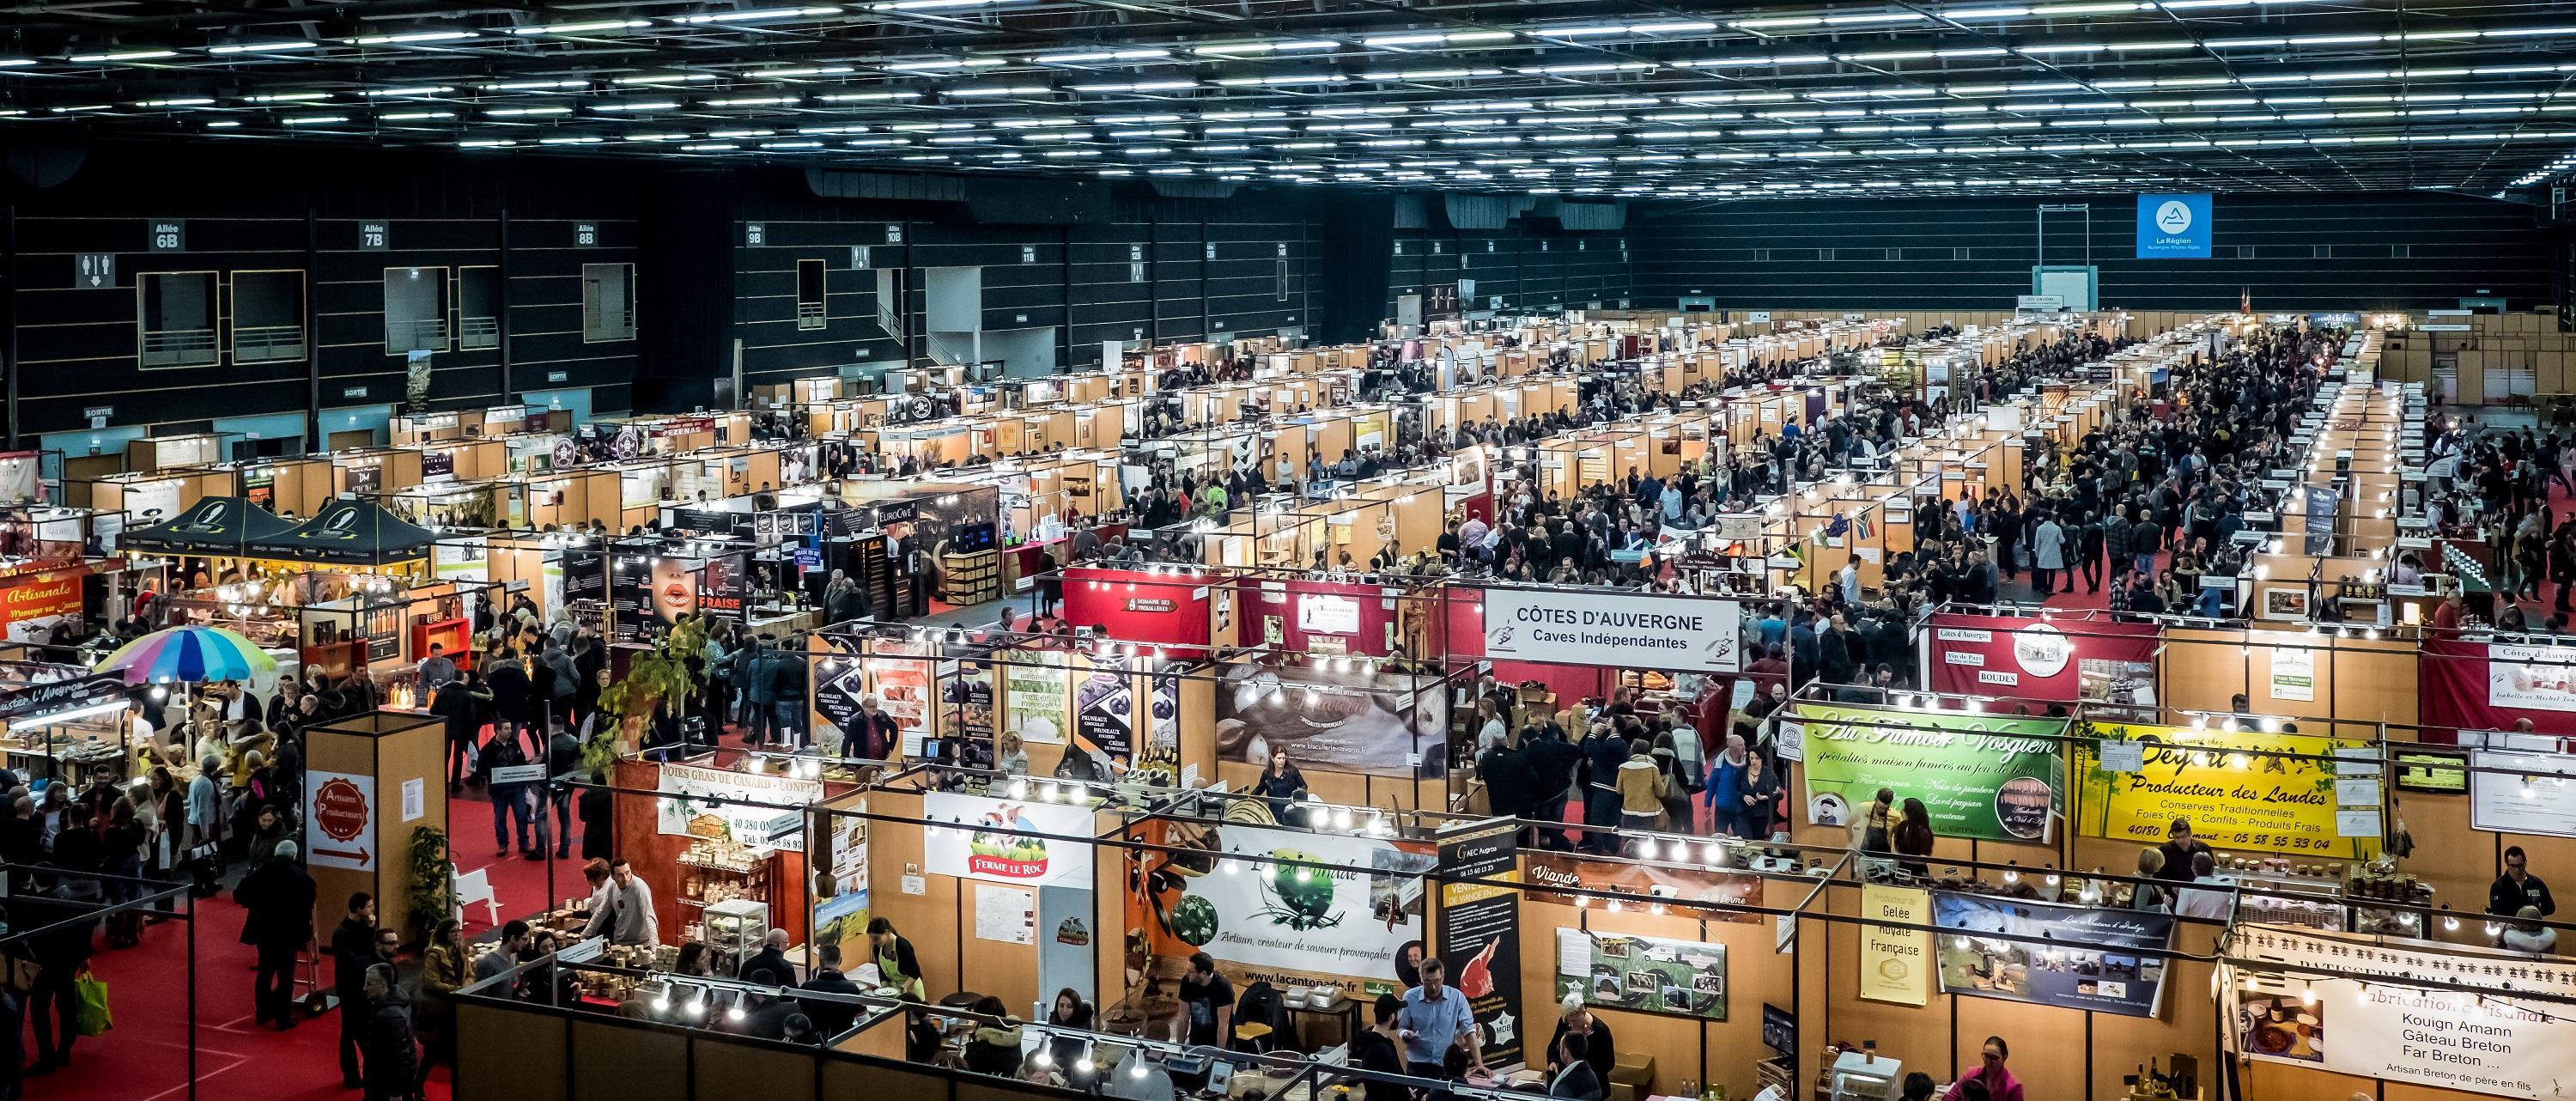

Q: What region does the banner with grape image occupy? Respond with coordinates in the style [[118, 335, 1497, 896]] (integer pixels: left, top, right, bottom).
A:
[[1137, 820, 1434, 1000]]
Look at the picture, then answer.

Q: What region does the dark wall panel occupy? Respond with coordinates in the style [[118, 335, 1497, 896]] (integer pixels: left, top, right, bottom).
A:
[[1633, 192, 2551, 312]]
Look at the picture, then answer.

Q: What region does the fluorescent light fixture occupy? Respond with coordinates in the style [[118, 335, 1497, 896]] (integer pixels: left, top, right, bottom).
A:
[[593, 100, 681, 112], [347, 31, 478, 45], [616, 73, 717, 84], [743, 65, 854, 78], [680, 143, 738, 151], [207, 42, 319, 54], [363, 86, 453, 97], [250, 92, 331, 102], [538, 136, 604, 144], [947, 84, 1051, 96], [283, 115, 349, 125], [380, 111, 453, 120], [705, 96, 799, 106], [205, 120, 241, 128], [135, 98, 216, 107], [69, 49, 179, 62], [487, 106, 574, 116], [817, 91, 923, 100], [483, 80, 590, 91], [884, 58, 1001, 70], [677, 6, 842, 22], [509, 20, 650, 34]]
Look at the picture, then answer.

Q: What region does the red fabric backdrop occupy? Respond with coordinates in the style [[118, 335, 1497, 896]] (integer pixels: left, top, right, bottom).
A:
[[1923, 611, 2160, 705], [1059, 566, 1214, 653], [2416, 638, 2570, 745]]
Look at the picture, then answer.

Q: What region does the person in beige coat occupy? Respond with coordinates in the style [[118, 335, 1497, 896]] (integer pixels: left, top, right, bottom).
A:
[[1613, 740, 1668, 832]]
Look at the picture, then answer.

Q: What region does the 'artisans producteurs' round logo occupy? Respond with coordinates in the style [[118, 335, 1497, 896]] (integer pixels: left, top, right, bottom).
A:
[[313, 777, 369, 842]]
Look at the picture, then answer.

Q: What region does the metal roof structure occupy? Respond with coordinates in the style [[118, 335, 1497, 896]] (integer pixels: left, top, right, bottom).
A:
[[5, 0, 2575, 199]]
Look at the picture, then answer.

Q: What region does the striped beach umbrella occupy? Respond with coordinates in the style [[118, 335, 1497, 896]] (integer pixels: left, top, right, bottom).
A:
[[93, 623, 281, 684]]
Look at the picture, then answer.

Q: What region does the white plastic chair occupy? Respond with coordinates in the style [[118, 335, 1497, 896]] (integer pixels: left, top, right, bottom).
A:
[[454, 867, 500, 928]]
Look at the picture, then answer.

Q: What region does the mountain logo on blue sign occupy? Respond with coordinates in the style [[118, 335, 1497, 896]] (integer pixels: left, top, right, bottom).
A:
[[2154, 200, 2194, 235]]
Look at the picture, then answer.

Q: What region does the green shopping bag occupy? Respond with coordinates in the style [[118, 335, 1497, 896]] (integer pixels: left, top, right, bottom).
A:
[[73, 970, 111, 1037]]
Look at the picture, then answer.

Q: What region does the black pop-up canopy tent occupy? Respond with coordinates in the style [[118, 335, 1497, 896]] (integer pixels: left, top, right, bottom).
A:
[[116, 496, 301, 558], [245, 497, 438, 566]]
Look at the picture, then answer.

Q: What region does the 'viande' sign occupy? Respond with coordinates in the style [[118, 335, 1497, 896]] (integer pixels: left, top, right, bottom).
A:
[[1480, 587, 1742, 673]]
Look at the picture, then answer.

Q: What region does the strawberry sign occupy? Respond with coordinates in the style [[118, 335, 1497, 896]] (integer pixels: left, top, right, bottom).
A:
[[306, 771, 377, 871]]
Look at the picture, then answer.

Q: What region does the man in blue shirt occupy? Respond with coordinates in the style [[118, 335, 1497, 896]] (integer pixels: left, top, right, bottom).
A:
[[1396, 958, 1486, 1082]]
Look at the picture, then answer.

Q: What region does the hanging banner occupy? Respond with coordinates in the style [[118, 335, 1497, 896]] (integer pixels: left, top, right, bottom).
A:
[[655, 762, 823, 852], [1133, 672, 1182, 786], [1555, 927, 1728, 1021], [1003, 651, 1072, 745], [921, 791, 1097, 887], [1522, 851, 1763, 922], [0, 568, 87, 626], [1073, 666, 1138, 768], [1922, 612, 2160, 709], [2228, 924, 2576, 1101], [874, 651, 933, 740], [1858, 885, 1931, 1007], [944, 658, 998, 756], [1434, 818, 1524, 1067], [2075, 721, 2371, 858], [2302, 485, 2339, 555], [2486, 642, 2576, 712], [1214, 663, 1448, 778], [1161, 823, 1432, 997], [1479, 587, 1741, 672], [2269, 645, 2317, 703], [1933, 891, 2173, 1018], [1795, 703, 2066, 843], [812, 659, 871, 749]]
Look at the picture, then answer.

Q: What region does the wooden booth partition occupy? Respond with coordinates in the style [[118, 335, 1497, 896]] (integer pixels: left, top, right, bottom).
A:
[[230, 457, 334, 517], [611, 755, 817, 950], [1801, 884, 2225, 1101], [125, 432, 227, 472], [2154, 625, 2419, 737], [72, 468, 233, 517], [333, 448, 425, 497], [528, 470, 621, 531], [303, 710, 447, 946], [858, 787, 1120, 1024], [1507, 872, 1807, 1099]]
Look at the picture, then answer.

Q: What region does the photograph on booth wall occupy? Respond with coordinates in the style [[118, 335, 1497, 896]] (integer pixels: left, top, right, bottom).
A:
[[1931, 891, 2172, 1018], [1214, 662, 1449, 778], [1554, 928, 1727, 1020]]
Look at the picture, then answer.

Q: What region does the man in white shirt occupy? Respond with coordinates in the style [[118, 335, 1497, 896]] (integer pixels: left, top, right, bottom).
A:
[[2172, 852, 2237, 920], [583, 858, 660, 946]]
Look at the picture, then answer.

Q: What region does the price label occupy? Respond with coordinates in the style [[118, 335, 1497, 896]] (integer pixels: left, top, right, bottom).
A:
[[2099, 739, 2145, 772]]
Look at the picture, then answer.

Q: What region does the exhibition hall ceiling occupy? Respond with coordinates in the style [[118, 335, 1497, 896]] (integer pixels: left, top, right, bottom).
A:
[[5, 0, 2574, 198]]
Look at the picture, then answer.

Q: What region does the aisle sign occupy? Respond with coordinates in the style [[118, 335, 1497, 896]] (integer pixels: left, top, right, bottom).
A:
[[307, 770, 378, 871], [2135, 193, 2213, 259], [2229, 924, 2576, 1100], [1481, 587, 1741, 672], [1857, 885, 1930, 1006]]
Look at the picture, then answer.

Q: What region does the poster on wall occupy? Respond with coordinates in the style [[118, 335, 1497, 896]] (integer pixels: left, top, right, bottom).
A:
[[1214, 663, 1448, 778], [1159, 823, 1432, 997], [561, 549, 607, 606], [1480, 587, 1741, 673], [1134, 672, 1182, 787], [1858, 885, 1931, 1006], [1923, 612, 2159, 709], [922, 791, 1097, 887], [126, 479, 183, 526], [2228, 924, 2576, 1101], [1795, 704, 2065, 843], [1074, 666, 1137, 768], [944, 659, 998, 757], [655, 763, 822, 852], [2487, 642, 2576, 711], [2075, 721, 2371, 858], [2269, 646, 2317, 703], [1003, 652, 1072, 745], [2470, 748, 2576, 838], [1521, 852, 1761, 922], [1434, 819, 1523, 1067], [875, 651, 933, 741], [1933, 891, 2172, 1018], [1554, 928, 1728, 1021], [813, 800, 871, 951], [242, 470, 276, 510]]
